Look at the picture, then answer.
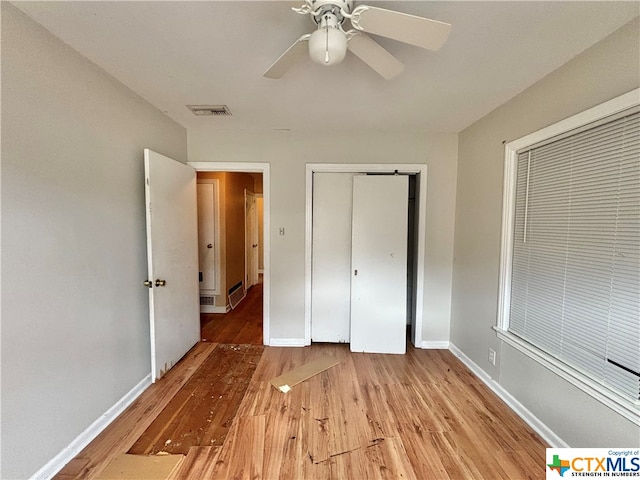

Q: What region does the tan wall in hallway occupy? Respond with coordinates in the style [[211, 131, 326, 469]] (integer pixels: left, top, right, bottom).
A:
[[225, 173, 256, 292], [197, 172, 256, 304]]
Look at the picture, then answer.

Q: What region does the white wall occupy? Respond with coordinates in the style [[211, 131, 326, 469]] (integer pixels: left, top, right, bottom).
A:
[[451, 18, 640, 447], [1, 4, 187, 478], [188, 130, 458, 345]]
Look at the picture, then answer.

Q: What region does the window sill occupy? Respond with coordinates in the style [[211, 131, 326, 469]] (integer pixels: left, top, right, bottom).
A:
[[494, 327, 640, 426]]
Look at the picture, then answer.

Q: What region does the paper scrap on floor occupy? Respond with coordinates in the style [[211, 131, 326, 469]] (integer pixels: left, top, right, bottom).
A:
[[270, 356, 340, 393], [96, 453, 184, 480]]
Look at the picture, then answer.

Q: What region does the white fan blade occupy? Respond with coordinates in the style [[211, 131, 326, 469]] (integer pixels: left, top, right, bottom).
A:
[[263, 34, 311, 79], [351, 6, 451, 51], [348, 32, 404, 80]]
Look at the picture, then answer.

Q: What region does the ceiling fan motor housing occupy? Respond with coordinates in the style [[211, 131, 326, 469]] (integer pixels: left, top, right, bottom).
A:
[[308, 0, 353, 25], [307, 0, 352, 66]]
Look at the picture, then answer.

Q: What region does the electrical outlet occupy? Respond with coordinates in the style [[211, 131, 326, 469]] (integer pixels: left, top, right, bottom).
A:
[[488, 348, 497, 366]]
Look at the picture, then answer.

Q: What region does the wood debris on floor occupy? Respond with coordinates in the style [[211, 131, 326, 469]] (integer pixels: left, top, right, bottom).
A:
[[128, 343, 264, 455], [270, 355, 341, 392]]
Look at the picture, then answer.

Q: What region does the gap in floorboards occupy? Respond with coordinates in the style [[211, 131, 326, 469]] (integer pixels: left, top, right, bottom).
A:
[[128, 343, 264, 456]]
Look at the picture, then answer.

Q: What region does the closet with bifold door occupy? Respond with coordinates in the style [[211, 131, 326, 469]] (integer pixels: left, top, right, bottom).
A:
[[311, 172, 413, 354]]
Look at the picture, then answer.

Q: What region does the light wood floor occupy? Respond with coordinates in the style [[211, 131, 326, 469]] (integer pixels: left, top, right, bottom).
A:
[[55, 341, 547, 479]]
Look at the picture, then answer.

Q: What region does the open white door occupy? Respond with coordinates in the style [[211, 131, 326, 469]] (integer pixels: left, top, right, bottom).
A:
[[144, 149, 200, 381], [350, 175, 408, 354], [245, 191, 259, 288]]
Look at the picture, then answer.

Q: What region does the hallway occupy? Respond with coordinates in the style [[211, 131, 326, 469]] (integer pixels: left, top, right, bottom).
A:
[[200, 282, 263, 345]]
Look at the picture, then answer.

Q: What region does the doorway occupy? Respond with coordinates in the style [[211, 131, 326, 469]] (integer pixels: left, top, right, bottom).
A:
[[305, 163, 428, 348], [189, 162, 270, 345], [195, 171, 263, 345]]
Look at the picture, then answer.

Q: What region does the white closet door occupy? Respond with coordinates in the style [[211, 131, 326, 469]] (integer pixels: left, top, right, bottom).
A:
[[311, 172, 356, 342], [350, 175, 408, 354]]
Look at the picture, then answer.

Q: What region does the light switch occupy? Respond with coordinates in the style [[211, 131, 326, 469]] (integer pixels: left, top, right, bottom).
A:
[[279, 227, 285, 236]]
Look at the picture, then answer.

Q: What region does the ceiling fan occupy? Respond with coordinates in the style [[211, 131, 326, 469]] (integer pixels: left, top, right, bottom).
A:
[[263, 0, 451, 80]]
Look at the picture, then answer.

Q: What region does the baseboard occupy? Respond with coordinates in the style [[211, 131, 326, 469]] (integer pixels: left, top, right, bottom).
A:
[[419, 340, 450, 349], [269, 338, 306, 347], [30, 374, 152, 480], [448, 343, 568, 448], [200, 305, 229, 314]]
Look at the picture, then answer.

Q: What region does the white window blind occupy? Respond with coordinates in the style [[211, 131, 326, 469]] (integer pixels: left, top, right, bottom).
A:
[[509, 109, 640, 402]]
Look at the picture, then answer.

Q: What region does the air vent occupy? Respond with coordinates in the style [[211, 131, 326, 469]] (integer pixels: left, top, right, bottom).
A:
[[200, 296, 215, 306], [187, 105, 232, 116]]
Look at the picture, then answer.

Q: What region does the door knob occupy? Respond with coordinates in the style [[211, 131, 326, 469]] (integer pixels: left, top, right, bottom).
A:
[[143, 280, 153, 288], [207, 243, 213, 249], [155, 279, 166, 287]]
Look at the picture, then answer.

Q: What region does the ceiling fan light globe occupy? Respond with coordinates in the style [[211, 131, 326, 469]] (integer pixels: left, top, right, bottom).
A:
[[309, 27, 347, 66]]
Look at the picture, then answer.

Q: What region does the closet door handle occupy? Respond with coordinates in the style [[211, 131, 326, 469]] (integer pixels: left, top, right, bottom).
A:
[[155, 279, 166, 287]]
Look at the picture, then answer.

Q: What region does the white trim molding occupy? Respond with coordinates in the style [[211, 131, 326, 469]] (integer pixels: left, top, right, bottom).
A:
[[188, 162, 271, 346], [449, 344, 569, 448], [30, 374, 152, 480], [420, 341, 450, 349], [200, 305, 229, 314], [269, 338, 306, 347], [305, 163, 428, 348]]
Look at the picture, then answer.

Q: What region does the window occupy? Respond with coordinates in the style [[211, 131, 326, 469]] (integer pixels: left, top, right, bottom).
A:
[[497, 90, 640, 423]]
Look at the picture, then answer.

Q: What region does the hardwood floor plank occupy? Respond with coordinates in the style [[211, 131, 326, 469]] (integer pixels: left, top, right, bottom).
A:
[[329, 437, 417, 480], [208, 415, 265, 480], [261, 387, 306, 478], [326, 370, 372, 456], [56, 458, 90, 476], [169, 447, 221, 480]]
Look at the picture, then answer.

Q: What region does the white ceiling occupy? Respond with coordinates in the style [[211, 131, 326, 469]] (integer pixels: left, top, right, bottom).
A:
[[14, 1, 639, 133]]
